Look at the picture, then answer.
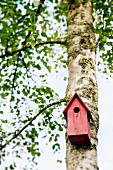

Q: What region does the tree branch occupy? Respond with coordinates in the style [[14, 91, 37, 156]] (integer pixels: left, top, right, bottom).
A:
[[0, 40, 66, 58], [0, 98, 66, 150]]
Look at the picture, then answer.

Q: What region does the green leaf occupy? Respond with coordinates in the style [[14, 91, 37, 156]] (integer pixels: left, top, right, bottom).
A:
[[47, 66, 51, 72], [1, 93, 6, 99], [41, 32, 47, 37], [58, 126, 63, 131], [0, 111, 3, 114], [36, 152, 41, 157], [9, 164, 14, 170], [33, 1, 39, 7], [19, 81, 23, 84], [1, 119, 8, 123], [49, 137, 52, 142], [8, 59, 13, 66], [0, 125, 2, 132], [57, 160, 62, 163]]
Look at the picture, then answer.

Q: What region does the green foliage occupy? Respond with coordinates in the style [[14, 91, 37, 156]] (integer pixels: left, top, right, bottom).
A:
[[0, 0, 67, 169], [93, 0, 113, 75]]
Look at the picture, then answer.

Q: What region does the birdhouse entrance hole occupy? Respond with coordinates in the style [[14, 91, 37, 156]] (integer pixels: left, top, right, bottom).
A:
[[73, 107, 80, 113]]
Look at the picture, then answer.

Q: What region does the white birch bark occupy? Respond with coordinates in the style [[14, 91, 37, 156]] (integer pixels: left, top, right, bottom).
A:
[[66, 0, 99, 169]]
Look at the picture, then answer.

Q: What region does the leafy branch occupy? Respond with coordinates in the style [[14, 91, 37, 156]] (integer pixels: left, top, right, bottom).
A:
[[16, 0, 45, 24], [0, 0, 46, 59], [0, 98, 66, 150], [20, 0, 46, 46], [0, 40, 66, 58]]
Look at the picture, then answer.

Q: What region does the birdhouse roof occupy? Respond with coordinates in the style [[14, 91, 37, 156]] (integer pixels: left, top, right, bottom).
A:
[[63, 93, 93, 120]]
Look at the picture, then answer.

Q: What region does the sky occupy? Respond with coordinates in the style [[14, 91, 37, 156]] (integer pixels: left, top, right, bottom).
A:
[[97, 72, 113, 170]]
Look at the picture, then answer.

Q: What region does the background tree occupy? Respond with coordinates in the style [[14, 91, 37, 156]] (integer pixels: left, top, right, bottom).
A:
[[0, 0, 113, 169]]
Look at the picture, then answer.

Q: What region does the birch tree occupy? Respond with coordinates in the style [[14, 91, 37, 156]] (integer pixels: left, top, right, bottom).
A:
[[0, 0, 113, 169], [66, 0, 98, 169]]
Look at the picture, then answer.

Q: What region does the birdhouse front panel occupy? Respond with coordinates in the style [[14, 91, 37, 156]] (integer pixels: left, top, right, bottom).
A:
[[63, 93, 92, 145], [67, 98, 89, 136]]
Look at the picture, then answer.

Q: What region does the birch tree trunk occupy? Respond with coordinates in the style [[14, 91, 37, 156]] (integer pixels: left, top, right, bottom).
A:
[[66, 0, 99, 169]]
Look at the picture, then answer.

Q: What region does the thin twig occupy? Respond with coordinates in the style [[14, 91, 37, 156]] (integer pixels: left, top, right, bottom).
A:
[[16, 14, 29, 25], [22, 57, 31, 92], [11, 54, 20, 94], [36, 0, 45, 16], [0, 98, 66, 150]]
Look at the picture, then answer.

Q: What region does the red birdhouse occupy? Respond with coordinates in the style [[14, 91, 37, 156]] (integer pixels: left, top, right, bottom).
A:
[[63, 93, 92, 145]]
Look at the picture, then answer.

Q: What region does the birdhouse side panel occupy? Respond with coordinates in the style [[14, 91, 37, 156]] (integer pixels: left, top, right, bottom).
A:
[[87, 119, 91, 140]]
